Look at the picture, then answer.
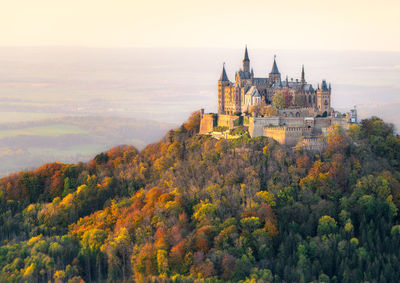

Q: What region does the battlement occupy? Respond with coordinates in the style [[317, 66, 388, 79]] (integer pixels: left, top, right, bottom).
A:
[[263, 126, 312, 146]]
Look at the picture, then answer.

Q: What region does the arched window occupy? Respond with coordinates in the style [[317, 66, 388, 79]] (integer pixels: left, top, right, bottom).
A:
[[289, 112, 294, 117], [308, 95, 311, 104], [296, 112, 300, 117], [313, 96, 316, 103], [324, 100, 328, 105]]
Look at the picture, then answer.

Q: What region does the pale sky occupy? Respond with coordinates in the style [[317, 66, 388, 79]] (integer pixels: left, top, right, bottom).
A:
[[1, 0, 400, 51]]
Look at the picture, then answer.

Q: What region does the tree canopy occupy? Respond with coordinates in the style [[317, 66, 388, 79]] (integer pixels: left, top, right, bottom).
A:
[[0, 113, 400, 282]]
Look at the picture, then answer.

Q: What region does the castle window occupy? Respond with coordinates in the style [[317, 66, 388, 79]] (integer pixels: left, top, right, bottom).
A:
[[313, 96, 316, 103], [308, 95, 311, 104], [289, 112, 294, 117], [324, 100, 328, 105], [296, 112, 300, 117]]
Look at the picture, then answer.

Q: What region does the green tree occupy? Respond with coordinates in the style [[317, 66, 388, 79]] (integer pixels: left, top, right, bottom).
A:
[[272, 91, 285, 109]]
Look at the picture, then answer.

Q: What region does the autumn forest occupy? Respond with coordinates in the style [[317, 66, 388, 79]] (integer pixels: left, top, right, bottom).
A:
[[0, 111, 400, 282]]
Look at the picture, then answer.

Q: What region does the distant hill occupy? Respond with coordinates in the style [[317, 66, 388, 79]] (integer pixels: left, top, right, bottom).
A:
[[0, 112, 399, 282], [0, 115, 175, 176]]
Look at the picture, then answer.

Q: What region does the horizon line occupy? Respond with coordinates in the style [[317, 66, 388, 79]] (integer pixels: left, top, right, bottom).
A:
[[0, 45, 399, 54]]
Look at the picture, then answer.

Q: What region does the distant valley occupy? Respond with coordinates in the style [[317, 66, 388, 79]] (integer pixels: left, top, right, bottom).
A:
[[0, 116, 174, 176]]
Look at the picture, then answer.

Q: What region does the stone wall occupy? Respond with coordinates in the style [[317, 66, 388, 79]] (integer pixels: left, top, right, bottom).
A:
[[249, 116, 280, 137], [199, 114, 217, 134], [314, 117, 332, 129], [217, 114, 240, 129], [263, 126, 286, 144], [280, 117, 305, 127], [298, 137, 325, 151], [332, 117, 350, 129], [263, 126, 313, 146], [278, 107, 316, 118], [285, 127, 312, 146]]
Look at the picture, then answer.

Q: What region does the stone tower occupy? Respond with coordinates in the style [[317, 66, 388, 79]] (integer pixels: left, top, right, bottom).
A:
[[269, 55, 281, 85], [317, 80, 331, 115], [243, 46, 250, 73], [218, 63, 229, 114]]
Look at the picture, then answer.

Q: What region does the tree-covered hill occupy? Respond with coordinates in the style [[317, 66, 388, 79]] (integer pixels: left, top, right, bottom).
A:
[[0, 111, 399, 282]]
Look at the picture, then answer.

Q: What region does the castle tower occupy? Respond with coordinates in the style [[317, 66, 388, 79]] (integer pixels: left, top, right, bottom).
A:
[[269, 55, 281, 85], [218, 63, 230, 114], [301, 65, 305, 85], [316, 80, 331, 115], [243, 45, 250, 73]]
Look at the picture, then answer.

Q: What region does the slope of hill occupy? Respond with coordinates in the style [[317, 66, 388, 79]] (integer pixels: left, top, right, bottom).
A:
[[0, 111, 399, 282]]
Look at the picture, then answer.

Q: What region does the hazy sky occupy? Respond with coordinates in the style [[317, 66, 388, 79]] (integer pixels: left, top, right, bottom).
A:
[[1, 0, 399, 51]]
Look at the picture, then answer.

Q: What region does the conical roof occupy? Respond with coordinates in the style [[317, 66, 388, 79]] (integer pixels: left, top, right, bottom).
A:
[[219, 64, 229, 81], [244, 45, 250, 61], [270, 56, 280, 74]]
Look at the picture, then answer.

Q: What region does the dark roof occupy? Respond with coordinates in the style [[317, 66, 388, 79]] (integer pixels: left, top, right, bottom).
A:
[[253, 77, 268, 84], [321, 80, 328, 91], [219, 65, 229, 81], [237, 71, 251, 79], [282, 81, 300, 88], [270, 57, 280, 74], [244, 46, 250, 61], [303, 84, 314, 92]]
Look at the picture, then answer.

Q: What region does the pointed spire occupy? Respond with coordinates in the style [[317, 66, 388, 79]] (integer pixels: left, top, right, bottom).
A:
[[301, 64, 305, 84], [244, 45, 250, 61], [270, 55, 280, 74], [219, 63, 229, 82]]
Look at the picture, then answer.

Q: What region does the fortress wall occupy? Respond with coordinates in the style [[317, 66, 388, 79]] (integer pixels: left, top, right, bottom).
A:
[[281, 117, 304, 127], [263, 126, 308, 146], [285, 127, 308, 146], [332, 117, 350, 129], [249, 116, 280, 137], [217, 115, 239, 129], [300, 137, 325, 151], [278, 107, 315, 118], [264, 127, 286, 144], [199, 114, 217, 134], [314, 117, 332, 129]]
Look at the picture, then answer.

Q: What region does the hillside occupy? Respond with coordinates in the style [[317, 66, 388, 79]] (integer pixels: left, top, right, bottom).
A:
[[0, 111, 399, 282]]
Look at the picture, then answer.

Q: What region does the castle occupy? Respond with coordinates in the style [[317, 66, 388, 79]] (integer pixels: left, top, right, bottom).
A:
[[218, 46, 332, 116], [199, 46, 357, 148]]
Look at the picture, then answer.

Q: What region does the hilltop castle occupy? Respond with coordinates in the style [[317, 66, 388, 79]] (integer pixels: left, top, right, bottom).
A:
[[218, 46, 331, 116], [200, 46, 357, 148]]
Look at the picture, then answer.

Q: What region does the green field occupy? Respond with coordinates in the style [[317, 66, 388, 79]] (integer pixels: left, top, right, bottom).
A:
[[0, 124, 87, 137], [0, 112, 62, 123]]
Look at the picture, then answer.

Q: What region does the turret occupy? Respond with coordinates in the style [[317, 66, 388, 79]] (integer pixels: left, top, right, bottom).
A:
[[218, 63, 230, 114], [219, 63, 229, 82], [269, 55, 281, 85], [316, 80, 331, 115], [243, 45, 250, 73]]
